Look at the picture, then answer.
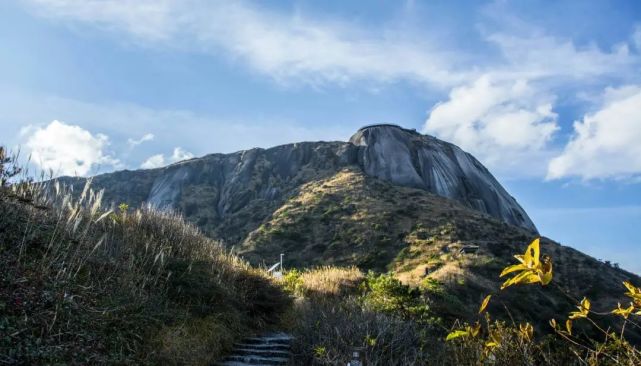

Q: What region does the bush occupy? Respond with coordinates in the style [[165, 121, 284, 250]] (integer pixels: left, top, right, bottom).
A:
[[289, 297, 432, 366], [361, 272, 431, 322]]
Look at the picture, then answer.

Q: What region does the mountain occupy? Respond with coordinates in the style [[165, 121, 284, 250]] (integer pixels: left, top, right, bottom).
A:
[[59, 124, 639, 330], [63, 124, 534, 238]]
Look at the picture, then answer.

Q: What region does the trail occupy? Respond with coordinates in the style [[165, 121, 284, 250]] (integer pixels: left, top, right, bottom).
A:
[[215, 332, 293, 366]]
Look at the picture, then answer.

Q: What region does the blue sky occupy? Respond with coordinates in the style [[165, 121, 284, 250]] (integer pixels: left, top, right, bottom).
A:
[[1, 0, 641, 272]]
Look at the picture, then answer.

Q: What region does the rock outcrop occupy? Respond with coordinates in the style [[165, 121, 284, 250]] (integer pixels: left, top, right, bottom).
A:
[[62, 124, 537, 243], [350, 125, 536, 231]]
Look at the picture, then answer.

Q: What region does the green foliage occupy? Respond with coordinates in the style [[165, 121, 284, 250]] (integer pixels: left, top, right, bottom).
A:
[[282, 268, 304, 296], [420, 277, 446, 295], [361, 272, 431, 321], [289, 297, 432, 365], [118, 202, 129, 213]]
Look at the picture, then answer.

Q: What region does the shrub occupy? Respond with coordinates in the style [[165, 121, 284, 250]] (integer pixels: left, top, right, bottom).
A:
[[289, 297, 432, 366], [361, 272, 431, 322]]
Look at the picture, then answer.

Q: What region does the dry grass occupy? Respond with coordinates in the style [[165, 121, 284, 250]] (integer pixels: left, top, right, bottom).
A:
[[297, 266, 365, 297], [0, 164, 291, 365]]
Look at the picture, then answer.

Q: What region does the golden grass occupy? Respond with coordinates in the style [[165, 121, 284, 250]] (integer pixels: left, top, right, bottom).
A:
[[298, 266, 365, 296]]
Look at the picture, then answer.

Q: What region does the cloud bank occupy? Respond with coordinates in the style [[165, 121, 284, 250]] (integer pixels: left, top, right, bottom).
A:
[[22, 120, 119, 176], [24, 0, 467, 87], [547, 85, 641, 181], [424, 75, 559, 175]]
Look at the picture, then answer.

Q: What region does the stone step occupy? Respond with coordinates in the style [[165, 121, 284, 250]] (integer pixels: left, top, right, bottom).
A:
[[233, 343, 290, 351], [241, 336, 292, 345], [234, 348, 290, 358], [223, 355, 289, 365], [216, 332, 293, 366]]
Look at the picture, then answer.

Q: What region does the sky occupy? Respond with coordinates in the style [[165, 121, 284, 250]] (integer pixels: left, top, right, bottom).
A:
[[1, 0, 641, 273]]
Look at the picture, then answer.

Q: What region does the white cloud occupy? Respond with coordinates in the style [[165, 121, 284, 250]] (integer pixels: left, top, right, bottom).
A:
[[547, 85, 641, 180], [22, 0, 467, 87], [25, 0, 177, 42], [127, 133, 154, 147], [23, 1, 641, 89], [170, 147, 194, 162], [23, 120, 119, 176], [140, 154, 165, 169], [140, 147, 194, 169], [423, 75, 559, 175], [484, 32, 637, 82]]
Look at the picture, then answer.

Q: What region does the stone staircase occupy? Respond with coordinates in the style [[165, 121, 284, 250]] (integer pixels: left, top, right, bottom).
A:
[[215, 332, 292, 366]]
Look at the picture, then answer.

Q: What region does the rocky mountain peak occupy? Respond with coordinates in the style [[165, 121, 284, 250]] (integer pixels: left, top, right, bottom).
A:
[[349, 124, 537, 232], [62, 124, 537, 237]]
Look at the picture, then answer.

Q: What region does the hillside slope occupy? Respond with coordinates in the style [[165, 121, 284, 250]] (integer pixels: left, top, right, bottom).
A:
[[52, 125, 639, 335], [239, 168, 640, 329], [0, 185, 290, 364]]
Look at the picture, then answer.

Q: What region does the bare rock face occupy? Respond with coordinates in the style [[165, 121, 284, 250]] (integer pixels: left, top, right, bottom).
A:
[[64, 124, 536, 241], [349, 124, 537, 232]]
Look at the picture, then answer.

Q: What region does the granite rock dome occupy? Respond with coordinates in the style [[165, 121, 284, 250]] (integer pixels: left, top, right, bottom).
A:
[[60, 124, 537, 236]]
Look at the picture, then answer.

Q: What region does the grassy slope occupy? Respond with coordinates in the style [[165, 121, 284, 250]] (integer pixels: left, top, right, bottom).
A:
[[239, 168, 640, 333], [0, 185, 290, 365]]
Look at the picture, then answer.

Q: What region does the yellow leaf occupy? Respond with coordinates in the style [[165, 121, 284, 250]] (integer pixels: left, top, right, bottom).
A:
[[549, 318, 557, 329], [499, 237, 553, 290], [469, 322, 481, 338], [623, 281, 641, 302], [612, 302, 635, 319], [569, 297, 591, 319], [501, 270, 540, 290], [479, 294, 492, 314], [540, 255, 553, 285], [623, 280, 637, 294], [565, 319, 573, 335], [519, 322, 534, 341], [485, 341, 499, 348], [523, 238, 540, 268], [500, 263, 528, 277], [513, 254, 525, 264], [540, 268, 553, 285], [445, 330, 469, 341]]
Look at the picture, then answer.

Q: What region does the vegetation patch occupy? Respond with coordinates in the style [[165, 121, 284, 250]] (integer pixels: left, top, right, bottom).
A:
[[0, 152, 291, 365]]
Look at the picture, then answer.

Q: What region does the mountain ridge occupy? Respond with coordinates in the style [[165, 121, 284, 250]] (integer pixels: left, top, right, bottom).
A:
[[62, 124, 535, 234]]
